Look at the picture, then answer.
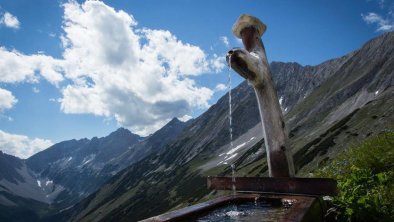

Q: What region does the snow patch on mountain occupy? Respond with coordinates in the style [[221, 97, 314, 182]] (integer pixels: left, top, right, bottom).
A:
[[0, 165, 49, 203]]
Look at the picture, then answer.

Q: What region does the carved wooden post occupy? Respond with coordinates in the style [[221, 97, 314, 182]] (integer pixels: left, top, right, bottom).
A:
[[227, 14, 294, 177]]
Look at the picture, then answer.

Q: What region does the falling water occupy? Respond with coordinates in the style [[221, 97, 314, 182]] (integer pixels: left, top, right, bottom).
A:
[[228, 55, 234, 151], [228, 54, 241, 218], [228, 55, 236, 195], [231, 164, 236, 196]]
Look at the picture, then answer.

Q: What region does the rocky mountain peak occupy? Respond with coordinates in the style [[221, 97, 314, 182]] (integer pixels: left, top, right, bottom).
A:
[[108, 127, 141, 140], [168, 117, 181, 124], [149, 117, 188, 142]]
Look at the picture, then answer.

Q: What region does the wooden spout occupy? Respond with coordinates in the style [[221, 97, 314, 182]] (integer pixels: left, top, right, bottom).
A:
[[227, 14, 294, 177]]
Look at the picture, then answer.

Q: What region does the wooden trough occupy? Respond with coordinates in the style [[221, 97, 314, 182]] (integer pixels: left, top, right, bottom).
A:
[[140, 176, 337, 222], [140, 193, 328, 222]]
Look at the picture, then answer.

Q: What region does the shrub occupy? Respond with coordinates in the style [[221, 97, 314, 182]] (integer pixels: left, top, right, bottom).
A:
[[316, 131, 394, 222]]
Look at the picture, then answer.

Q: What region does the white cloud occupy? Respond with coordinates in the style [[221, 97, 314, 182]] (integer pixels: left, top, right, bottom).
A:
[[362, 12, 394, 31], [0, 12, 20, 29], [178, 115, 192, 122], [0, 1, 225, 136], [362, 0, 394, 32], [142, 29, 212, 76], [210, 54, 226, 73], [0, 47, 64, 85], [0, 88, 17, 112], [215, 83, 227, 92], [58, 1, 222, 135], [220, 36, 230, 47], [0, 130, 53, 159]]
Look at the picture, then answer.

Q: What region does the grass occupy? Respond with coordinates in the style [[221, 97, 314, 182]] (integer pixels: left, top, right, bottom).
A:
[[315, 131, 394, 222]]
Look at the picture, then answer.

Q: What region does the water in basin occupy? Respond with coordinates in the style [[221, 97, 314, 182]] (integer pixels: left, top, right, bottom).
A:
[[195, 201, 288, 222]]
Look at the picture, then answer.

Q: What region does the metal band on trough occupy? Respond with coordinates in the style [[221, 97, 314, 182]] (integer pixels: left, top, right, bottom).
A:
[[207, 176, 338, 196]]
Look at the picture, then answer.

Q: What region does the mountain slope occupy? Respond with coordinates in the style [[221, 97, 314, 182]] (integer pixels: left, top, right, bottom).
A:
[[106, 118, 190, 171], [25, 118, 188, 210], [0, 151, 51, 204], [0, 152, 50, 222], [65, 31, 394, 222], [25, 128, 143, 206], [0, 118, 189, 222]]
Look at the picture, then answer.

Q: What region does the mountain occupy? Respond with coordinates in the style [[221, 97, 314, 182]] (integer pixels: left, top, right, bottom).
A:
[[25, 118, 188, 209], [25, 128, 143, 206], [0, 118, 188, 221], [106, 118, 190, 171], [284, 32, 394, 174], [63, 31, 394, 222], [0, 151, 50, 222], [270, 51, 353, 111]]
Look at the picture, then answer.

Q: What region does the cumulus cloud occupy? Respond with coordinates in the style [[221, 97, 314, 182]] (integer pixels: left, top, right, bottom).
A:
[[0, 12, 20, 29], [0, 47, 64, 85], [0, 130, 53, 159], [0, 88, 17, 112], [362, 1, 394, 32], [0, 1, 224, 136], [362, 12, 394, 31], [57, 1, 223, 135], [210, 54, 226, 73]]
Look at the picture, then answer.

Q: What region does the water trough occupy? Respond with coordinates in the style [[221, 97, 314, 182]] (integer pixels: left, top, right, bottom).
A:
[[141, 193, 325, 222]]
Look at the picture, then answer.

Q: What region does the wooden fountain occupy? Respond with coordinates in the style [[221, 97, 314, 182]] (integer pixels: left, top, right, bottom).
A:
[[141, 14, 337, 222]]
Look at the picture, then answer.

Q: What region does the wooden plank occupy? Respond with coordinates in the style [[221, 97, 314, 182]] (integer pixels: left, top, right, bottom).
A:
[[207, 176, 338, 196]]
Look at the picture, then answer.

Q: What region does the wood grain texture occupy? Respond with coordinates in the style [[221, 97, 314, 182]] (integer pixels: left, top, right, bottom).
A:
[[227, 15, 294, 177]]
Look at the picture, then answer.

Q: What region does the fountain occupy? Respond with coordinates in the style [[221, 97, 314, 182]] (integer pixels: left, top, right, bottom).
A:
[[227, 14, 294, 178], [141, 14, 337, 222]]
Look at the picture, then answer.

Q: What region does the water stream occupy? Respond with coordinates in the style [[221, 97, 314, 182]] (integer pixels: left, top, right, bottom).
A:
[[231, 164, 236, 196], [228, 54, 234, 152], [228, 54, 241, 220], [227, 55, 236, 195]]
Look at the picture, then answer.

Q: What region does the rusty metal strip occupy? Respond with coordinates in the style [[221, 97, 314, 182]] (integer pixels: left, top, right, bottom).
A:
[[207, 176, 337, 196]]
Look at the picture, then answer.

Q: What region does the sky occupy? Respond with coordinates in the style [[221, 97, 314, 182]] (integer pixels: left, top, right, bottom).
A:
[[0, 0, 393, 159]]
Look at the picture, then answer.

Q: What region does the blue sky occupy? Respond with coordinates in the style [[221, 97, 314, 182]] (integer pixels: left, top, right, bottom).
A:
[[0, 0, 393, 158]]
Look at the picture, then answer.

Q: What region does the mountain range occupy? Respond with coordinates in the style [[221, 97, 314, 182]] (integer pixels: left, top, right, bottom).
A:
[[0, 31, 393, 222], [0, 118, 188, 221]]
